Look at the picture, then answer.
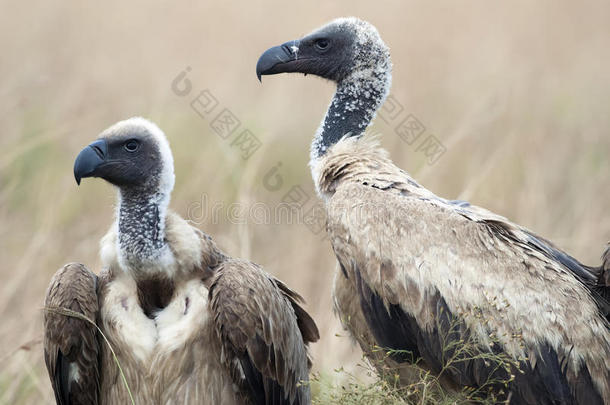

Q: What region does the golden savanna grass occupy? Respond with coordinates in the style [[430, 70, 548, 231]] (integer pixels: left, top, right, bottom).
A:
[[0, 1, 608, 403]]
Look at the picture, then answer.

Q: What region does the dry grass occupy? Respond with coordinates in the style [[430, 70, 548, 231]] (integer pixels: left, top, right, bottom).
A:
[[0, 0, 608, 403], [313, 312, 524, 405]]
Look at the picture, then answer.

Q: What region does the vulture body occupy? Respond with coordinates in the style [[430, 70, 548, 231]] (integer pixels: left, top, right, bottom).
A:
[[43, 118, 319, 405], [257, 17, 610, 404]]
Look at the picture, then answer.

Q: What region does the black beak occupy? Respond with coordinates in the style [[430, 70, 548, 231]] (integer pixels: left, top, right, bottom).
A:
[[256, 40, 301, 81], [73, 139, 107, 185]]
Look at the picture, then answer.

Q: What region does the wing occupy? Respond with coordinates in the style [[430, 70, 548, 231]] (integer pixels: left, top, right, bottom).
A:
[[209, 259, 318, 405], [447, 199, 610, 321], [327, 182, 610, 404], [272, 278, 320, 348], [43, 263, 100, 405]]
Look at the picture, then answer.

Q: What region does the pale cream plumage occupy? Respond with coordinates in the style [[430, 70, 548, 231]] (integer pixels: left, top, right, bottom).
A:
[[320, 135, 610, 403], [43, 118, 319, 405]]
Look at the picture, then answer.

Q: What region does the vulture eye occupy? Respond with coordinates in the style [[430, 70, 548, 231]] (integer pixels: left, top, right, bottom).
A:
[[314, 38, 330, 51], [124, 139, 140, 152]]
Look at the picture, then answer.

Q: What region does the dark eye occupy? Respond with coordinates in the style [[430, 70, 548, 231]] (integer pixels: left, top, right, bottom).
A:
[[315, 38, 330, 51], [124, 139, 139, 152]]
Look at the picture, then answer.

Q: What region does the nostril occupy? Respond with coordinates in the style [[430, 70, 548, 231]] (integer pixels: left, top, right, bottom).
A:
[[281, 44, 293, 56], [91, 145, 104, 159]]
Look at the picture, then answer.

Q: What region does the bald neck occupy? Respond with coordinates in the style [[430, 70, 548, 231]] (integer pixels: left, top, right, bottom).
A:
[[117, 185, 170, 268], [311, 67, 390, 160], [118, 186, 177, 317]]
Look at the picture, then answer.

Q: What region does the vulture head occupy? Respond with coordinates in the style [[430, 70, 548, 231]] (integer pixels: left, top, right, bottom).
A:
[[256, 17, 391, 85], [73, 117, 175, 196], [74, 118, 177, 274], [257, 18, 392, 160]]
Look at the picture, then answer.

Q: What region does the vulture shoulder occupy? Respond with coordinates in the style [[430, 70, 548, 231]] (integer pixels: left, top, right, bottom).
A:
[[326, 180, 610, 403], [602, 243, 610, 274], [597, 243, 610, 312], [43, 263, 100, 405], [208, 259, 319, 405]]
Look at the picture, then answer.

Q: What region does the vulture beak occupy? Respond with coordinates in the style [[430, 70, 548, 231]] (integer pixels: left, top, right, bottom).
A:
[[256, 40, 301, 81], [73, 139, 108, 185]]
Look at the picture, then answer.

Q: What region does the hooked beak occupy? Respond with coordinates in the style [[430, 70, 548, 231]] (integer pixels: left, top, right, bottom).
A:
[[73, 139, 108, 185], [256, 40, 301, 81]]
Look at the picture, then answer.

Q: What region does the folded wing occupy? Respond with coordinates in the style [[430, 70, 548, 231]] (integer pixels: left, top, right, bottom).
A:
[[327, 182, 610, 403], [209, 259, 319, 405], [44, 263, 100, 405]]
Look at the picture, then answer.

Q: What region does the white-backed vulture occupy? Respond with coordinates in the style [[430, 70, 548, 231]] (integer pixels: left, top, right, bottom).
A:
[[256, 17, 610, 404], [43, 117, 319, 405]]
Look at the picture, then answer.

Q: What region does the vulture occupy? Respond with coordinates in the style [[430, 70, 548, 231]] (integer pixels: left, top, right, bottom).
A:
[[256, 17, 610, 404], [43, 117, 319, 405]]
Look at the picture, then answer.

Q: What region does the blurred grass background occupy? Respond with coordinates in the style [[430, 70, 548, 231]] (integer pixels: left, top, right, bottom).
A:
[[0, 0, 608, 403]]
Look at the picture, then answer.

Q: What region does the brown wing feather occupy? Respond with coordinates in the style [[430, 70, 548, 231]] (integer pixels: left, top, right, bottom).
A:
[[43, 263, 100, 405], [273, 278, 320, 345], [209, 259, 316, 405], [315, 120, 610, 402], [327, 181, 610, 401]]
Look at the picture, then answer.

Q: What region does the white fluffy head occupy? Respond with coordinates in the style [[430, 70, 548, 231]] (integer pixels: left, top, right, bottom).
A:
[[307, 17, 392, 84], [99, 117, 175, 196], [97, 117, 178, 276]]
